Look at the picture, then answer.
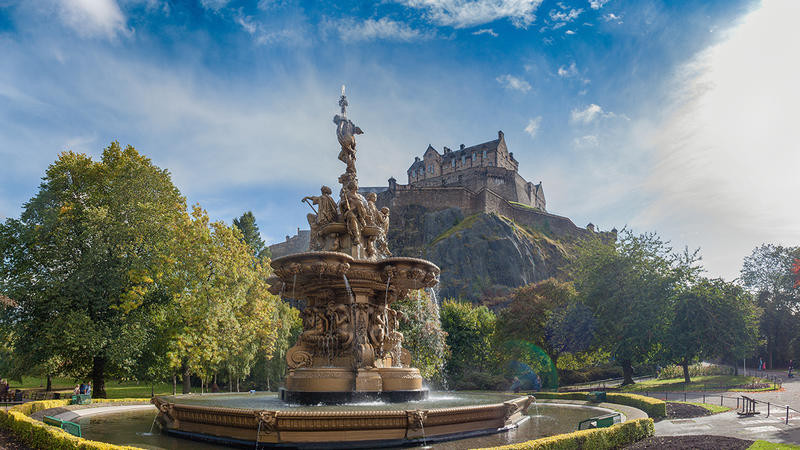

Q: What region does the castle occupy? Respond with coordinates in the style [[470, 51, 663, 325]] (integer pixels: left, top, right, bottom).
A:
[[270, 131, 599, 258]]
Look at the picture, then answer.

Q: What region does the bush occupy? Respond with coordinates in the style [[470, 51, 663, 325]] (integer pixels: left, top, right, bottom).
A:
[[533, 392, 666, 419], [0, 399, 148, 449], [657, 363, 733, 379], [483, 418, 654, 449], [558, 365, 623, 385]]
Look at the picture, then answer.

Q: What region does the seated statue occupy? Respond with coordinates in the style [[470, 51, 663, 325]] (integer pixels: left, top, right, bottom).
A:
[[303, 186, 339, 251]]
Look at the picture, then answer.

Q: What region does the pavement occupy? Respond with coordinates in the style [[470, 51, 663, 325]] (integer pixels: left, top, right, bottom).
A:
[[649, 370, 800, 445]]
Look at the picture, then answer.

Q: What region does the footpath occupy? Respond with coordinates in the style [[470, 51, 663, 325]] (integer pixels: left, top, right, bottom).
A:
[[648, 370, 800, 445]]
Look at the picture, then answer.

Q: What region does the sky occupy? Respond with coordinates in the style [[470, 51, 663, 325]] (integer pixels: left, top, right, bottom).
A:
[[0, 0, 798, 281]]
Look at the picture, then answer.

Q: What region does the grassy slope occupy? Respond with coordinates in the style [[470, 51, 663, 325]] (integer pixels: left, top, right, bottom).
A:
[[748, 441, 800, 449], [619, 375, 773, 392], [673, 401, 732, 414]]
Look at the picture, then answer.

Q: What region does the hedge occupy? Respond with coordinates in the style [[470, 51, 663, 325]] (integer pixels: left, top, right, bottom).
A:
[[0, 398, 150, 449], [483, 417, 654, 450], [532, 392, 667, 419]]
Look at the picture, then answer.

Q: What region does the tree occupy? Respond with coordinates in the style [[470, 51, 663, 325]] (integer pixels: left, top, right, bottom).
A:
[[741, 244, 800, 368], [0, 144, 186, 397], [165, 206, 281, 393], [394, 290, 448, 387], [440, 299, 498, 389], [570, 229, 699, 385], [665, 278, 760, 383], [233, 211, 269, 259], [496, 279, 579, 368]]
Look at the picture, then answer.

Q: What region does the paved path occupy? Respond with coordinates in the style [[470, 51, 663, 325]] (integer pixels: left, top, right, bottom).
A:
[[652, 370, 800, 444]]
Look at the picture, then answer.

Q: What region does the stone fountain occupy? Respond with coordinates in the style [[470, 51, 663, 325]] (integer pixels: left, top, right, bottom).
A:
[[269, 86, 439, 404], [152, 89, 534, 447]]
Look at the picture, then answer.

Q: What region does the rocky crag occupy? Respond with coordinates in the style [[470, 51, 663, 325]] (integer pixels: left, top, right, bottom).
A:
[[388, 205, 590, 303]]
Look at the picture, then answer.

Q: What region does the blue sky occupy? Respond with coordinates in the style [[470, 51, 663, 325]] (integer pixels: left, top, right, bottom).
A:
[[1, 0, 798, 280]]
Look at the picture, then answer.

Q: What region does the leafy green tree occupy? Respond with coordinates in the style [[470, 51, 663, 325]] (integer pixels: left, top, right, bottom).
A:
[[233, 211, 270, 259], [394, 290, 449, 387], [571, 229, 699, 385], [496, 279, 579, 368], [166, 206, 280, 393], [741, 244, 800, 368], [440, 299, 498, 389], [0, 144, 186, 397], [665, 278, 761, 382]]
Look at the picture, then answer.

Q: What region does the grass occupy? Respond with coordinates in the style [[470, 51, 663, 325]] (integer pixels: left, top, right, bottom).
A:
[[6, 376, 176, 398], [430, 213, 481, 245], [618, 375, 776, 393], [748, 441, 800, 449], [673, 401, 731, 414]]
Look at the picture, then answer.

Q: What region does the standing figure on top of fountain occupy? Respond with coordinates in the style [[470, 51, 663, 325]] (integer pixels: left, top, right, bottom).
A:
[[338, 173, 368, 248], [334, 86, 363, 175], [303, 185, 339, 251]]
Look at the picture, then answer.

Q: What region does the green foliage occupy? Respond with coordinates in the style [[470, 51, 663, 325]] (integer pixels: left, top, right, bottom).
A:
[[534, 392, 666, 419], [394, 290, 448, 386], [741, 244, 800, 368], [665, 278, 761, 382], [440, 299, 498, 389], [485, 418, 654, 450], [570, 229, 700, 384], [0, 143, 186, 397], [233, 211, 269, 259], [748, 441, 800, 449], [657, 363, 733, 379], [430, 213, 481, 245]]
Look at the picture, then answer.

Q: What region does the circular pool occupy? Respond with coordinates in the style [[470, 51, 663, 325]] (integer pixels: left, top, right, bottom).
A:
[[77, 392, 619, 449]]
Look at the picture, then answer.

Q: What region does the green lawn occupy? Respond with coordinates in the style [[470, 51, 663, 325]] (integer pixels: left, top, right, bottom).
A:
[[673, 401, 731, 414], [6, 376, 176, 399], [748, 441, 800, 449], [619, 375, 776, 393]]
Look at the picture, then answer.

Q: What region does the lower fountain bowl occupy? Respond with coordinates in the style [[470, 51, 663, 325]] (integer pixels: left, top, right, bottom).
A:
[[281, 367, 427, 405]]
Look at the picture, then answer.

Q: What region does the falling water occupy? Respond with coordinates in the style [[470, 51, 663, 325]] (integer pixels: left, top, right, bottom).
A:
[[427, 287, 438, 307], [343, 274, 354, 303]]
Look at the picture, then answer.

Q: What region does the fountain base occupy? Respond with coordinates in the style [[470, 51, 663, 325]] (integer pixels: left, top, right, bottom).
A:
[[281, 367, 428, 405]]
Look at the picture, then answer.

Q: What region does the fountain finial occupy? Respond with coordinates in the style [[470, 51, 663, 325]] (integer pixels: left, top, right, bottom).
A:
[[339, 85, 348, 116]]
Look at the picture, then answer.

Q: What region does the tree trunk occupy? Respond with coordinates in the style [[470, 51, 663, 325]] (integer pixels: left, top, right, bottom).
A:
[[172, 374, 177, 395], [236, 378, 240, 393], [229, 374, 233, 392], [182, 362, 191, 394], [91, 356, 107, 398], [620, 359, 635, 386], [682, 360, 691, 384], [46, 375, 52, 392]]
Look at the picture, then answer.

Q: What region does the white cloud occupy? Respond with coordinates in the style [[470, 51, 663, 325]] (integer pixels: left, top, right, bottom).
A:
[[323, 17, 432, 42], [524, 116, 542, 137], [56, 0, 130, 38], [200, 0, 231, 11], [472, 28, 498, 37], [496, 74, 531, 93], [549, 7, 582, 22], [571, 103, 614, 123], [634, 0, 800, 279], [603, 13, 623, 24], [235, 14, 257, 34], [589, 0, 610, 10], [573, 134, 599, 147], [565, 29, 575, 35], [558, 62, 577, 77], [396, 0, 544, 29]]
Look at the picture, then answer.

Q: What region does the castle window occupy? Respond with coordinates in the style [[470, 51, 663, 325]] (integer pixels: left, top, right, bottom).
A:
[[451, 159, 455, 168], [482, 150, 487, 159], [429, 165, 434, 173], [472, 153, 476, 162], [461, 155, 466, 165]]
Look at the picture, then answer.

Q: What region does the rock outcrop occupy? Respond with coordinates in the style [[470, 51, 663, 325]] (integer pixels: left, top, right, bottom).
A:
[[387, 206, 582, 302]]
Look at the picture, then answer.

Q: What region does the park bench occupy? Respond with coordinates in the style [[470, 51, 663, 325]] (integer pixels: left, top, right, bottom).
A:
[[577, 412, 622, 430], [42, 415, 82, 437], [71, 394, 92, 405]]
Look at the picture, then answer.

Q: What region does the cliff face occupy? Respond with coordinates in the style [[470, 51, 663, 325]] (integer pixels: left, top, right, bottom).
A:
[[388, 206, 579, 302]]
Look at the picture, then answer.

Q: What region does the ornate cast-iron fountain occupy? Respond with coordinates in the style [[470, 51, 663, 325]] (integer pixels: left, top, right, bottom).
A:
[[268, 86, 439, 404]]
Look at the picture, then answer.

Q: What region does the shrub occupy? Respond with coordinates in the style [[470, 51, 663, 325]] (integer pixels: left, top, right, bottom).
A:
[[532, 392, 666, 419], [483, 418, 654, 449], [0, 399, 149, 449], [558, 366, 623, 385], [657, 363, 733, 379]]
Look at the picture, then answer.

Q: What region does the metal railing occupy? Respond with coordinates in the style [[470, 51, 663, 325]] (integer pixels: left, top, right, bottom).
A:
[[739, 396, 800, 425]]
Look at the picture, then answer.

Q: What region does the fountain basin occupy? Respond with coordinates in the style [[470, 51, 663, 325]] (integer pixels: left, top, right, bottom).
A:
[[153, 393, 534, 447]]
